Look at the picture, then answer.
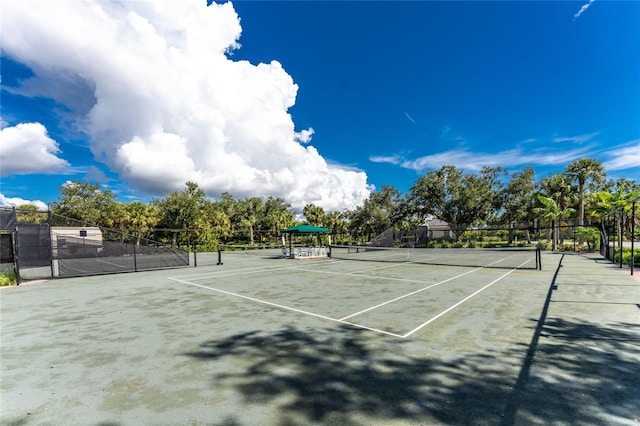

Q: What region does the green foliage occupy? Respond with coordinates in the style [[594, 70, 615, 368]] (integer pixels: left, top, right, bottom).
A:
[[50, 180, 118, 226], [500, 167, 536, 225], [408, 165, 505, 240], [613, 247, 640, 268], [15, 205, 49, 224], [0, 272, 17, 286], [574, 227, 600, 251], [38, 157, 635, 252], [303, 204, 325, 227], [565, 158, 606, 225], [537, 240, 549, 250]]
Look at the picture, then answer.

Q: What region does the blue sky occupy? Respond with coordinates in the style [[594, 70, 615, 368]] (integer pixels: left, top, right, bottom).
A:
[[1, 0, 639, 212]]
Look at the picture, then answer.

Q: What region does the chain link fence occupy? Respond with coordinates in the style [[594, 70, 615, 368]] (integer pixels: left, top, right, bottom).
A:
[[1, 207, 189, 283]]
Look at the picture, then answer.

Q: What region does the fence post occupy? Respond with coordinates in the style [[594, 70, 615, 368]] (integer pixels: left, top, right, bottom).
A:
[[48, 209, 55, 279], [12, 230, 21, 285], [133, 240, 138, 272], [619, 211, 623, 269], [632, 201, 636, 276]]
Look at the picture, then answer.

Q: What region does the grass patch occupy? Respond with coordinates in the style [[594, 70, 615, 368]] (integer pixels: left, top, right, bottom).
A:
[[0, 272, 17, 286]]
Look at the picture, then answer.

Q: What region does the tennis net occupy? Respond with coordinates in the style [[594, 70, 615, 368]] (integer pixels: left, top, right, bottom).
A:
[[328, 245, 541, 270], [219, 244, 286, 258]]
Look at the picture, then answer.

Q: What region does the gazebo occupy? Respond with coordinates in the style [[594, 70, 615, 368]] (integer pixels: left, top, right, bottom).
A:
[[281, 225, 329, 259]]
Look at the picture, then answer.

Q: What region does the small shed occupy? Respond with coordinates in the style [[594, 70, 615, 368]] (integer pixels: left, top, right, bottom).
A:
[[421, 219, 452, 239], [281, 225, 329, 259]]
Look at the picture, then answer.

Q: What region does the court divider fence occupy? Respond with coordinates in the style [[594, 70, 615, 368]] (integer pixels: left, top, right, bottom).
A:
[[1, 207, 189, 284]]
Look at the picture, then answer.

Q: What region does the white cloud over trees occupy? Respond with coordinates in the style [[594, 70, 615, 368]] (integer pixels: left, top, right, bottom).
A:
[[0, 123, 70, 175], [1, 0, 371, 211]]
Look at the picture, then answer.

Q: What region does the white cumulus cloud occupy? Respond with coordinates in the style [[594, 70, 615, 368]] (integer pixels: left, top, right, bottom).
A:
[[0, 194, 48, 210], [0, 123, 70, 175], [1, 0, 371, 211]]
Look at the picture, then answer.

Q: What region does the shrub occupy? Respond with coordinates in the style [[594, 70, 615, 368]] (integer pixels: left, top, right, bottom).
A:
[[0, 273, 17, 286], [614, 248, 640, 267], [574, 227, 600, 251], [537, 240, 549, 251]]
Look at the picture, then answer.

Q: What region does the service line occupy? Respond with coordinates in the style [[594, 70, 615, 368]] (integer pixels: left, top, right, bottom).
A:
[[168, 277, 405, 338], [402, 260, 530, 338], [339, 267, 482, 321]]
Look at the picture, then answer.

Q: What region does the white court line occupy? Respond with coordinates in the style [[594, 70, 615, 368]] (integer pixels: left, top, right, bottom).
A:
[[401, 259, 531, 338], [175, 257, 355, 281], [178, 262, 437, 286], [95, 258, 129, 268], [293, 267, 439, 284], [339, 267, 483, 321], [168, 277, 404, 338], [339, 253, 526, 321], [347, 262, 415, 275], [175, 264, 310, 281], [169, 252, 534, 339]]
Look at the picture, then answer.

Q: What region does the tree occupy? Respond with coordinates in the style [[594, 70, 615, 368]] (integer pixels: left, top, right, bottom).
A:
[[237, 197, 264, 245], [587, 184, 640, 248], [123, 201, 159, 245], [324, 211, 347, 242], [51, 181, 118, 226], [303, 204, 325, 227], [15, 204, 48, 224], [407, 166, 505, 241], [202, 202, 231, 247], [539, 174, 576, 211], [565, 158, 606, 226], [346, 185, 402, 243], [270, 209, 294, 234], [154, 181, 208, 247], [499, 168, 536, 243], [369, 185, 402, 230], [534, 195, 575, 251], [263, 197, 293, 236]]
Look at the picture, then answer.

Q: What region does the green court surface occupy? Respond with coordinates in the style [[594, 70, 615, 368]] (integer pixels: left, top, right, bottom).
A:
[[1, 251, 638, 425]]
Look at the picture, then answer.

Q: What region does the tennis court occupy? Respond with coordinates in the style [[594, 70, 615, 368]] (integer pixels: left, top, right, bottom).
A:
[[1, 250, 638, 425]]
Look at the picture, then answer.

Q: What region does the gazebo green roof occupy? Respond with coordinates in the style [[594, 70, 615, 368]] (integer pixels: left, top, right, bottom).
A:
[[281, 224, 329, 234]]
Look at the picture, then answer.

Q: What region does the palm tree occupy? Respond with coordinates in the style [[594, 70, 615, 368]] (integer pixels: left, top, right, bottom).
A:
[[324, 211, 347, 243], [540, 174, 576, 211], [534, 195, 575, 251], [587, 186, 640, 256], [566, 158, 606, 226], [303, 204, 325, 227], [125, 201, 159, 245]]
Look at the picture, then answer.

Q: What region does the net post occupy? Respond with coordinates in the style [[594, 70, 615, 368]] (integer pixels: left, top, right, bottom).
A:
[[537, 246, 542, 270], [133, 239, 138, 272], [193, 249, 197, 268], [217, 248, 223, 265]]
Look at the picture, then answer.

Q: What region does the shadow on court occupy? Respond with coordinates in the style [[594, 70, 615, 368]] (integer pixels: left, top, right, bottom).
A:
[[2, 252, 638, 425], [183, 318, 639, 425]]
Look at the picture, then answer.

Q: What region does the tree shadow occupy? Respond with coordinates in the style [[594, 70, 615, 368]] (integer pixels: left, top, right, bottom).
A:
[[181, 254, 639, 424], [183, 317, 639, 425]]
